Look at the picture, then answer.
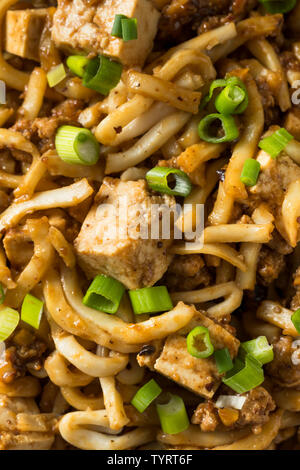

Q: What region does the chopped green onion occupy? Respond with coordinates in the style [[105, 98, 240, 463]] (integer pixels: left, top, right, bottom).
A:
[[214, 348, 233, 374], [46, 64, 66, 88], [200, 78, 227, 109], [83, 274, 125, 314], [83, 55, 122, 95], [0, 307, 19, 341], [198, 113, 239, 143], [121, 18, 138, 41], [215, 80, 248, 115], [258, 128, 293, 159], [0, 284, 5, 305], [131, 379, 162, 413], [187, 326, 214, 359], [146, 166, 192, 197], [21, 293, 43, 330], [66, 55, 89, 78], [222, 354, 264, 394], [129, 286, 173, 315], [258, 0, 296, 14], [201, 76, 248, 114], [55, 125, 100, 166], [111, 14, 128, 37], [291, 308, 300, 334], [240, 159, 261, 187], [156, 394, 189, 435], [240, 336, 274, 365]]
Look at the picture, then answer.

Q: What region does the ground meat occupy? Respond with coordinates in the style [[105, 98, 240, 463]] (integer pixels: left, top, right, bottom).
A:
[[291, 267, 300, 310], [237, 387, 276, 427], [280, 51, 300, 73], [156, 0, 257, 47], [257, 246, 285, 285], [0, 330, 47, 384], [267, 230, 293, 255], [164, 254, 211, 291], [10, 99, 83, 154], [266, 335, 300, 387], [191, 401, 219, 431]]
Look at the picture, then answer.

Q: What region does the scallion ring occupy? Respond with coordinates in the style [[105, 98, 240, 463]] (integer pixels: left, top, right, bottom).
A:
[[46, 64, 66, 88], [198, 113, 239, 143], [83, 275, 125, 314], [222, 354, 264, 394], [55, 125, 100, 166], [187, 326, 214, 359], [215, 80, 248, 115], [214, 348, 233, 374], [240, 336, 274, 366], [111, 14, 128, 38], [21, 293, 44, 330], [66, 55, 90, 78], [83, 55, 122, 95], [146, 166, 192, 197], [258, 128, 293, 159], [131, 379, 162, 413], [156, 394, 189, 435], [121, 18, 138, 41], [129, 286, 173, 315], [0, 307, 19, 342], [240, 159, 261, 187]]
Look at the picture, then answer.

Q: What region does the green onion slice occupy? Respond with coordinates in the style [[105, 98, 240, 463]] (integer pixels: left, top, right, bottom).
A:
[[258, 128, 293, 159], [111, 14, 128, 37], [291, 308, 300, 334], [121, 18, 138, 41], [215, 80, 248, 115], [240, 336, 274, 365], [129, 286, 173, 315], [222, 354, 264, 394], [21, 293, 43, 330], [131, 379, 162, 413], [66, 55, 90, 78], [83, 55, 122, 96], [0, 284, 5, 305], [214, 348, 233, 374], [146, 166, 192, 197], [187, 326, 214, 359], [0, 307, 19, 341], [258, 0, 297, 14], [200, 78, 227, 109], [46, 64, 66, 88], [240, 159, 261, 187], [198, 113, 239, 143], [55, 125, 100, 166], [156, 394, 189, 435], [83, 274, 125, 314]]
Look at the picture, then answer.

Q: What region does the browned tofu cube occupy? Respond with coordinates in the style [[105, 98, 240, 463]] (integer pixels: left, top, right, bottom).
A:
[[138, 310, 240, 399], [52, 0, 160, 67], [74, 177, 175, 289], [5, 9, 48, 61]]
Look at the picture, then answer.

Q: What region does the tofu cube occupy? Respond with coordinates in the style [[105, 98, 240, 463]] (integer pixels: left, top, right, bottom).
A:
[[5, 9, 48, 61], [139, 310, 240, 399], [74, 177, 175, 290], [52, 0, 160, 67]]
